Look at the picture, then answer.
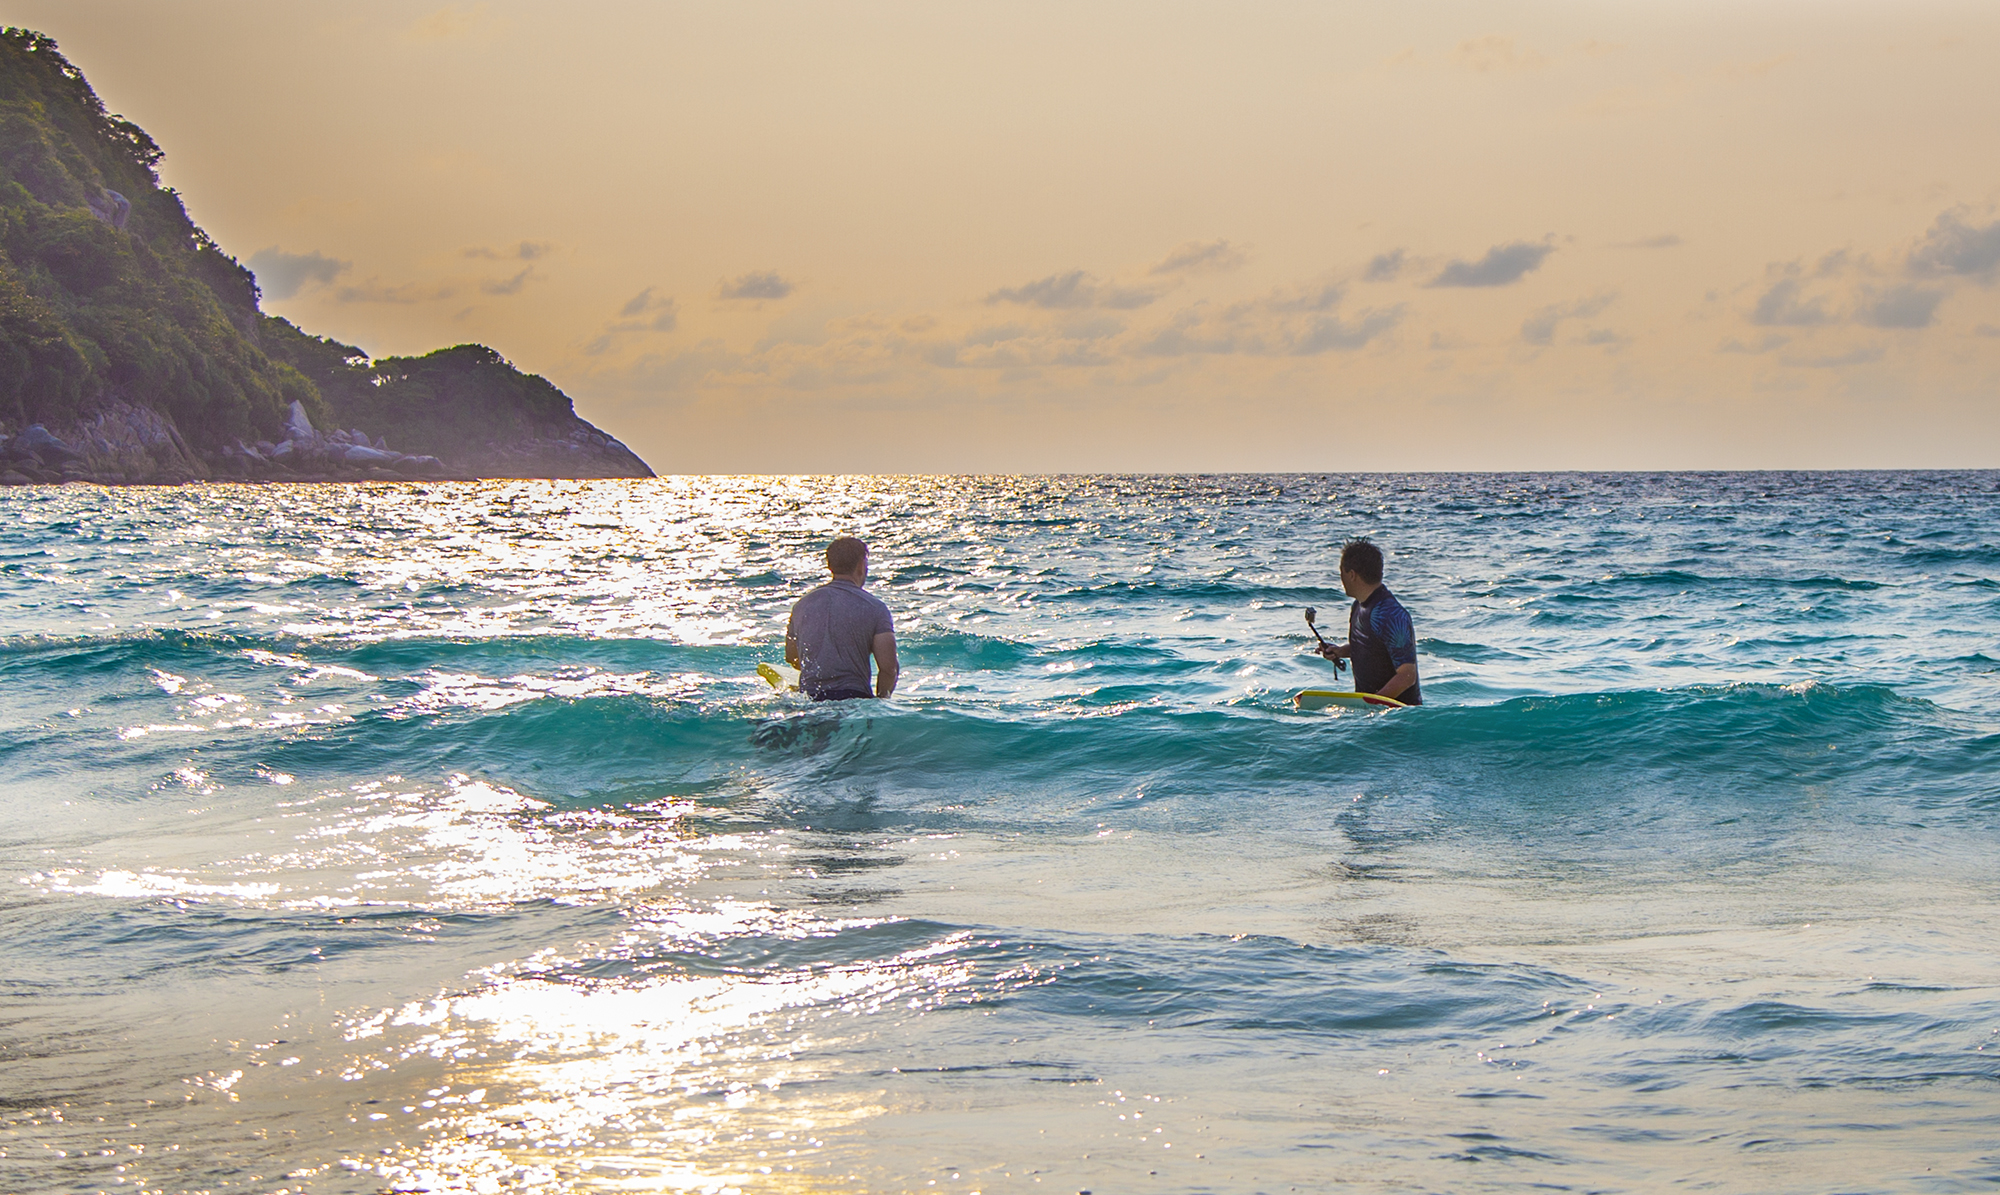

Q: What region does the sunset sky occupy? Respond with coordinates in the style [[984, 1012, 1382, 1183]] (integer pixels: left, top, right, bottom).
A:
[[12, 1, 2000, 471]]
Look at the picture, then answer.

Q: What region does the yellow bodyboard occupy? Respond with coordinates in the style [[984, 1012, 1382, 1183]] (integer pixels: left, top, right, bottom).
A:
[[1294, 689, 1409, 711]]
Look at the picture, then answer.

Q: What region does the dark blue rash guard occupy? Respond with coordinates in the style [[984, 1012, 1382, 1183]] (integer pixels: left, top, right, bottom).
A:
[[1348, 585, 1421, 705]]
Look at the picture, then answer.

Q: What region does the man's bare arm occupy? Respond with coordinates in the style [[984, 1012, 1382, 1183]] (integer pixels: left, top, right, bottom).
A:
[[872, 631, 899, 698], [1378, 661, 1418, 700], [784, 623, 801, 670]]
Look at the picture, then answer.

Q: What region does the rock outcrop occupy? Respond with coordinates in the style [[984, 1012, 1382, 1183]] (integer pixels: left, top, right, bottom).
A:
[[0, 398, 206, 484]]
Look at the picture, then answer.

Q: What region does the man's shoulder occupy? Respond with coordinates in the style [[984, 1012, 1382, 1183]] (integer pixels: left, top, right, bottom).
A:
[[834, 579, 890, 608], [795, 580, 892, 616]]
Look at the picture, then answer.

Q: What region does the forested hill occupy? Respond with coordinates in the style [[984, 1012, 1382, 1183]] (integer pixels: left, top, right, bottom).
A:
[[0, 29, 651, 483]]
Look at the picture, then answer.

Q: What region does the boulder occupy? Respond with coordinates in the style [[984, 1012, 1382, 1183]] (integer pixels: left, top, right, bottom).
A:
[[16, 424, 80, 461], [284, 401, 316, 441]]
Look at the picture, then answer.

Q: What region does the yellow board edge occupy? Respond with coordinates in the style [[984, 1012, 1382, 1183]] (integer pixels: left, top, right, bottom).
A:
[[1293, 689, 1409, 711]]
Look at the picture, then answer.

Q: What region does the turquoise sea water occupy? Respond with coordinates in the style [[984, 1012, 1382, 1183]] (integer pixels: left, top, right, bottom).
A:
[[2, 473, 1997, 1194]]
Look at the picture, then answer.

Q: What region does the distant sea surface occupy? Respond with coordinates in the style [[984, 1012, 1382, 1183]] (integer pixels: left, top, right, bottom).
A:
[[3, 473, 1998, 1194]]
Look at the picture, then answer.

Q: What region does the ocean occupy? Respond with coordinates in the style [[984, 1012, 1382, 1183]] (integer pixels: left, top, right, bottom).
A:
[[2, 472, 1997, 1194]]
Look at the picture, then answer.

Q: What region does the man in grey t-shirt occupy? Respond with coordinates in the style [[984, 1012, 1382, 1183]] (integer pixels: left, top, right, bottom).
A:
[[785, 536, 899, 701]]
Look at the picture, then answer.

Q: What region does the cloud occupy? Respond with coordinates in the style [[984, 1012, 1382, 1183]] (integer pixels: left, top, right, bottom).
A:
[[1135, 293, 1402, 357], [1749, 274, 1833, 326], [1520, 293, 1615, 345], [1453, 35, 1547, 73], [1363, 249, 1406, 281], [986, 270, 1161, 310], [1265, 284, 1344, 313], [987, 270, 1093, 308], [1782, 346, 1884, 369], [247, 247, 349, 300], [334, 279, 457, 304], [1150, 240, 1246, 275], [1718, 334, 1789, 354], [1977, 323, 2000, 338], [1907, 209, 2000, 280], [925, 319, 1120, 370], [1426, 241, 1554, 287], [465, 241, 553, 261], [1292, 309, 1404, 354], [1857, 285, 1944, 329], [585, 288, 678, 354], [1617, 234, 1683, 249], [480, 268, 533, 296], [717, 270, 794, 301]]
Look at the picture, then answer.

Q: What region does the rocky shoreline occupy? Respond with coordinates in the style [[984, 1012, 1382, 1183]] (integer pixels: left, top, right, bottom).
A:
[[0, 399, 652, 485]]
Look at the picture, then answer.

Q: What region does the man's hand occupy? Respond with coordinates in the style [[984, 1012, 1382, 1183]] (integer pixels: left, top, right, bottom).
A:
[[1317, 642, 1348, 661]]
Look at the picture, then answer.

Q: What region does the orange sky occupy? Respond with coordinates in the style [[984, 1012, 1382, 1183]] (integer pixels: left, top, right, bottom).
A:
[[12, 1, 2000, 471]]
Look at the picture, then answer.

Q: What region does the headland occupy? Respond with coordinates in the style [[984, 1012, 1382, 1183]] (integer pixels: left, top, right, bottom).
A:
[[0, 28, 653, 484]]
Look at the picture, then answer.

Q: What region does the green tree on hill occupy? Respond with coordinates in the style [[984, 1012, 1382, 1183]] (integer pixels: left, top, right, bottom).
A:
[[0, 27, 318, 443]]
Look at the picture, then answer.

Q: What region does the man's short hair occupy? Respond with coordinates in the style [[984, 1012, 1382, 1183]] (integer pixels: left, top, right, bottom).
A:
[[826, 536, 868, 575], [1340, 537, 1384, 585]]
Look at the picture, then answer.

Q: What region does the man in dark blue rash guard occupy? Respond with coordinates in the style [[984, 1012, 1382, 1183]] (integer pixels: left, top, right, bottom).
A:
[[1316, 538, 1422, 705]]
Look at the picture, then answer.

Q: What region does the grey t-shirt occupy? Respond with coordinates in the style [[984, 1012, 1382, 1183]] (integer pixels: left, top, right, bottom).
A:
[[787, 579, 894, 697]]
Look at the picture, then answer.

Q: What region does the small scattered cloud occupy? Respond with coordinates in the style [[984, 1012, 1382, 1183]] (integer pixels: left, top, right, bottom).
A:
[[1520, 293, 1615, 345], [335, 279, 457, 304], [986, 270, 1161, 310], [1813, 248, 1853, 277], [1976, 323, 2000, 338], [1718, 334, 1790, 354], [480, 268, 533, 296], [247, 247, 349, 300], [465, 241, 553, 261], [586, 288, 678, 354], [1364, 249, 1406, 281], [1135, 293, 1401, 357], [1857, 285, 1945, 329], [1266, 283, 1344, 313], [1293, 310, 1404, 354], [988, 271, 1093, 308], [1782, 346, 1884, 369], [919, 320, 1119, 371], [1427, 241, 1554, 288], [1617, 234, 1682, 249], [1453, 35, 1547, 73], [718, 271, 794, 301], [1749, 273, 1833, 327], [1907, 208, 2000, 281], [1579, 328, 1627, 348], [1149, 240, 1246, 275]]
